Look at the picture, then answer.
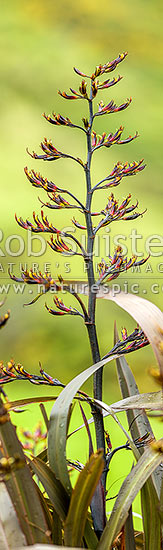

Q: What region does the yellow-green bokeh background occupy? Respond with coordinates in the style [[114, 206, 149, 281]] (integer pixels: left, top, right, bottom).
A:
[[1, 0, 163, 525]]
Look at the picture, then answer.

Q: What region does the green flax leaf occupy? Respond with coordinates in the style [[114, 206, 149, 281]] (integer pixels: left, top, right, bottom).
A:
[[109, 391, 163, 411], [124, 506, 136, 550], [97, 443, 163, 550], [141, 479, 161, 550], [114, 322, 156, 439], [114, 323, 163, 499], [0, 399, 50, 545], [29, 456, 69, 522], [10, 396, 56, 410], [64, 450, 104, 547], [76, 285, 163, 375], [48, 353, 119, 494]]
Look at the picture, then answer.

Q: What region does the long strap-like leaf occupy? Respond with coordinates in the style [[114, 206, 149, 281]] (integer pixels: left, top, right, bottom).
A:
[[97, 443, 163, 550], [64, 450, 104, 547], [0, 398, 50, 545]]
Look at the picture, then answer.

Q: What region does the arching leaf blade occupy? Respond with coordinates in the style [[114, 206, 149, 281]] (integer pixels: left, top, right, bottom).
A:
[[97, 443, 163, 550], [48, 353, 119, 494]]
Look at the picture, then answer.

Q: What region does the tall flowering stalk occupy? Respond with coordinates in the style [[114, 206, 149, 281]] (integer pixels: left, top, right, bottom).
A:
[[11, 52, 148, 497]]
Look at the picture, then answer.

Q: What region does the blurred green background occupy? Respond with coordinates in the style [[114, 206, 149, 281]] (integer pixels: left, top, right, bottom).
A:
[[0, 0, 163, 525]]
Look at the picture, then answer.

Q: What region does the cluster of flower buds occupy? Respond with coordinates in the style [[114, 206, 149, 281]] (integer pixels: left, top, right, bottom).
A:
[[95, 159, 146, 190], [24, 167, 58, 192], [15, 210, 60, 234], [39, 192, 75, 210], [96, 97, 132, 116], [91, 127, 138, 152], [9, 268, 60, 289], [45, 297, 83, 318], [0, 360, 64, 387], [58, 53, 128, 105], [94, 193, 146, 232], [91, 131, 106, 149], [43, 112, 73, 126], [9, 269, 61, 305], [58, 84, 88, 100], [98, 246, 149, 283], [27, 138, 63, 161], [20, 421, 47, 453], [74, 52, 128, 81], [103, 325, 149, 360], [97, 75, 122, 91], [0, 455, 25, 481], [104, 128, 138, 148]]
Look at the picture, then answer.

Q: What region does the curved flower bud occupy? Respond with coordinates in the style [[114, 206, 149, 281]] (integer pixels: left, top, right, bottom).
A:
[[79, 80, 88, 98], [72, 218, 87, 230], [73, 67, 89, 77], [111, 159, 145, 177], [92, 81, 98, 98], [45, 297, 83, 317], [82, 117, 89, 129]]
